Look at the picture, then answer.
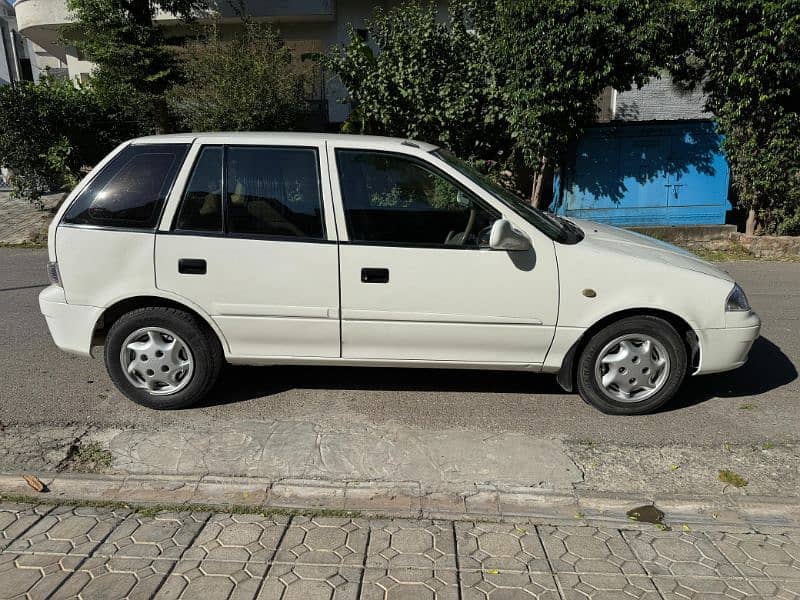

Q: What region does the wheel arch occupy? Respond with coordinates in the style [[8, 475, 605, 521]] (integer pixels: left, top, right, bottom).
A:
[[90, 294, 230, 357], [556, 307, 699, 392]]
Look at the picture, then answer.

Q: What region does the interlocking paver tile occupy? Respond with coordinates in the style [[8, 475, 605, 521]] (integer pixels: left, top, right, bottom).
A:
[[367, 519, 456, 570], [653, 575, 760, 599], [706, 531, 800, 580], [557, 573, 661, 599], [94, 511, 210, 560], [455, 522, 550, 574], [748, 577, 800, 599], [256, 563, 362, 599], [0, 551, 88, 599], [539, 526, 644, 575], [6, 505, 127, 557], [360, 567, 459, 599], [184, 513, 290, 563], [52, 555, 175, 600], [273, 517, 368, 566], [0, 503, 53, 551], [460, 569, 560, 599], [623, 530, 740, 578], [154, 559, 266, 600]]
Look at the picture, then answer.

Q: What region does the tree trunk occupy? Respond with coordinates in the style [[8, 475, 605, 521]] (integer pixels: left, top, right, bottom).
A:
[[153, 96, 172, 134], [745, 208, 758, 236], [530, 157, 554, 209]]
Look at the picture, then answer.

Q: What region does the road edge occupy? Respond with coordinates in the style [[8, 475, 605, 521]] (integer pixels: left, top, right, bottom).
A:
[[2, 472, 798, 531]]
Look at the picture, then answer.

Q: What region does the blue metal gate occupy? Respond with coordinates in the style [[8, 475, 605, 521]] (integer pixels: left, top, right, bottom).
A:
[[553, 121, 731, 226]]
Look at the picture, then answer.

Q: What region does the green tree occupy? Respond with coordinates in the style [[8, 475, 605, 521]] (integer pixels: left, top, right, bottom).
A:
[[0, 76, 140, 202], [321, 2, 512, 171], [671, 0, 800, 235], [168, 20, 307, 131], [481, 0, 686, 206], [64, 0, 209, 132], [324, 0, 685, 206]]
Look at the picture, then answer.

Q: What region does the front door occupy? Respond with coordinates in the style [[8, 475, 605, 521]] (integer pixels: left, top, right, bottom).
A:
[[329, 146, 559, 365], [156, 140, 340, 358]]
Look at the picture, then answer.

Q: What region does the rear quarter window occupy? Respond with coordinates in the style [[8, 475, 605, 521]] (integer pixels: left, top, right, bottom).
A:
[[63, 143, 189, 229]]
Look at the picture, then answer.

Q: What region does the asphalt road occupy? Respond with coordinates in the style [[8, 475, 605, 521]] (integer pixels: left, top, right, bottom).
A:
[[1, 247, 798, 445]]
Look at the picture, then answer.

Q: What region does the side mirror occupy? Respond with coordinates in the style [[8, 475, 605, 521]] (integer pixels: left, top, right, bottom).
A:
[[489, 219, 532, 251]]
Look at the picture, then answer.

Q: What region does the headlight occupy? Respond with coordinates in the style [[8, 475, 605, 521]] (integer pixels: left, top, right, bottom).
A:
[[725, 283, 750, 312]]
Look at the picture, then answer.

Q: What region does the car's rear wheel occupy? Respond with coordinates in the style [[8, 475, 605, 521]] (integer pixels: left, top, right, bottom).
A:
[[576, 316, 687, 415], [104, 307, 222, 409]]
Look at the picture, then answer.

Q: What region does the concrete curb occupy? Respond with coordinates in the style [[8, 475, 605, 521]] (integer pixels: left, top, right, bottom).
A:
[[2, 472, 799, 531]]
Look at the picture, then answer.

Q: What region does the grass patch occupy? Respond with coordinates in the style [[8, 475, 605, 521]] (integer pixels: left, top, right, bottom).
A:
[[739, 403, 756, 410], [0, 241, 46, 249], [68, 442, 113, 473], [718, 469, 748, 488], [0, 493, 361, 519], [687, 243, 756, 262]]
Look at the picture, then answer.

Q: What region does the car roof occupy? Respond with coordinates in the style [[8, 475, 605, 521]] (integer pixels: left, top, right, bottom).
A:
[[129, 132, 440, 152]]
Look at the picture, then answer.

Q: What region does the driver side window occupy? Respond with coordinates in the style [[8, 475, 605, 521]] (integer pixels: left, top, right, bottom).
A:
[[335, 150, 498, 247]]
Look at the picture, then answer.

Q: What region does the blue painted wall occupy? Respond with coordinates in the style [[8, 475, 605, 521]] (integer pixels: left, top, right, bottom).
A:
[[553, 121, 731, 226]]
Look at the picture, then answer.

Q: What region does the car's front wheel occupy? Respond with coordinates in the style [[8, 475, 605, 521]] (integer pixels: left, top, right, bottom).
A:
[[104, 307, 223, 409], [576, 316, 687, 415]]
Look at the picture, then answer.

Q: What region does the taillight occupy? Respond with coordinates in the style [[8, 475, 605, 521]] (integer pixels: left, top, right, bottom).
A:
[[46, 261, 61, 287]]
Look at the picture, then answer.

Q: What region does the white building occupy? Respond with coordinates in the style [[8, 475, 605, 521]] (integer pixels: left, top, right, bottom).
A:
[[14, 0, 448, 124], [2, 1, 68, 85]]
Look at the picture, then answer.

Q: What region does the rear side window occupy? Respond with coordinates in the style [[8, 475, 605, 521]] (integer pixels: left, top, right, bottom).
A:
[[175, 146, 223, 232], [64, 143, 189, 229], [226, 146, 324, 239]]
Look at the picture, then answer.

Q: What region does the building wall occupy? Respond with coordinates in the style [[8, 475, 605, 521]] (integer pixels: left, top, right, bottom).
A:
[[613, 74, 711, 122]]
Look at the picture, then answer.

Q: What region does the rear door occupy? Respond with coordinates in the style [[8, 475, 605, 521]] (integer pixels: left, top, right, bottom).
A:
[[156, 137, 340, 359]]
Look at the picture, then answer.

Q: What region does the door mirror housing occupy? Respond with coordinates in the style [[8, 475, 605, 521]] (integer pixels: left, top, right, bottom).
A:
[[489, 219, 532, 251]]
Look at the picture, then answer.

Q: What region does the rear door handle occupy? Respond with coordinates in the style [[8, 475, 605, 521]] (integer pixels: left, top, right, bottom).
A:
[[178, 258, 206, 275], [361, 267, 389, 283]]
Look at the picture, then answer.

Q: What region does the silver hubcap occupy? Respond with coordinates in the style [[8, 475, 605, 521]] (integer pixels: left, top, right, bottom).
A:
[[594, 334, 670, 403], [120, 327, 194, 395]]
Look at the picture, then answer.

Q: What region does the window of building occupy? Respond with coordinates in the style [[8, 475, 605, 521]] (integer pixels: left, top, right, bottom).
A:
[[64, 144, 188, 229], [225, 146, 325, 239], [335, 150, 498, 247], [174, 146, 223, 232]]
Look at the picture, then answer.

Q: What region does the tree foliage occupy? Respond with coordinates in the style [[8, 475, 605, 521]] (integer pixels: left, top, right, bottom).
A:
[[672, 0, 800, 234], [168, 21, 307, 132], [484, 0, 684, 173], [64, 0, 209, 131], [320, 1, 509, 165], [323, 0, 684, 204], [0, 76, 140, 202]]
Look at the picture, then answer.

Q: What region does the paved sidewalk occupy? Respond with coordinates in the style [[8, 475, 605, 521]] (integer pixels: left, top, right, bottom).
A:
[[1, 501, 799, 599], [0, 192, 59, 245]]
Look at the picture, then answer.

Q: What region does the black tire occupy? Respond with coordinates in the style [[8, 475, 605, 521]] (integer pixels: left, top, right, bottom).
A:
[[104, 307, 223, 410], [576, 316, 687, 415]]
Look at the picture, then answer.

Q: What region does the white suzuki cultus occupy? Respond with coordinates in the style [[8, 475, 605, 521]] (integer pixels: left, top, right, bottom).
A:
[[40, 133, 760, 415]]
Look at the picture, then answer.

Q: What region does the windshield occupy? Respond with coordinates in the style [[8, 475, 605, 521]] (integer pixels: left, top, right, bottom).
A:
[[432, 149, 581, 243]]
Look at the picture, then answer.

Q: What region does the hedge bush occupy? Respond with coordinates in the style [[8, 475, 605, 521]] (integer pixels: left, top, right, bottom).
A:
[[0, 75, 142, 203]]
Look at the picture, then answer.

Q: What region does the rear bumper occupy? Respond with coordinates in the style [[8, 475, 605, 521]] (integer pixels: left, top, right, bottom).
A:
[[39, 285, 102, 358], [695, 315, 761, 375]]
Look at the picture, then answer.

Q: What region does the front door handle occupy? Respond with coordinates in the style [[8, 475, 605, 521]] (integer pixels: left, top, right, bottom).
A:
[[178, 258, 207, 275], [361, 267, 389, 283]]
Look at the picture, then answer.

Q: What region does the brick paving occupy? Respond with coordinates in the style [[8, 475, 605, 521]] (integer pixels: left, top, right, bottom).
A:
[[1, 502, 799, 599], [0, 192, 58, 245]]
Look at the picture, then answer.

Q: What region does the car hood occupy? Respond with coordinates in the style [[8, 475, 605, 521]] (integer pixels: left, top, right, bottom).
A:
[[567, 218, 734, 283]]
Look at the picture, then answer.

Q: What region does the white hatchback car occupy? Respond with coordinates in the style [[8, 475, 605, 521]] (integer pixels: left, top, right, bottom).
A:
[[40, 132, 760, 415]]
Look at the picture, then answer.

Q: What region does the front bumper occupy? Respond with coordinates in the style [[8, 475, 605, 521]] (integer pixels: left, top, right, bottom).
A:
[[695, 311, 761, 375], [39, 285, 102, 357]]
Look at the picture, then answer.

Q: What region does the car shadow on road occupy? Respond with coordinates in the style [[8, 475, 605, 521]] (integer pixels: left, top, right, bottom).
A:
[[203, 335, 796, 412], [666, 336, 797, 411], [205, 363, 566, 408]]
